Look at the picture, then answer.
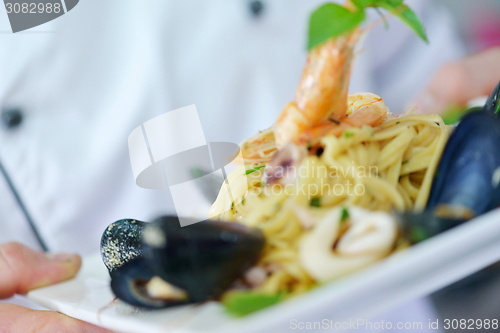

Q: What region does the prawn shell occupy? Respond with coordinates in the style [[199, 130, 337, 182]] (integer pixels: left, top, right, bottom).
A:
[[142, 216, 266, 303]]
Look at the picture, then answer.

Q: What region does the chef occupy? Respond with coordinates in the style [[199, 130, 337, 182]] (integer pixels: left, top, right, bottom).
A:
[[0, 0, 484, 331]]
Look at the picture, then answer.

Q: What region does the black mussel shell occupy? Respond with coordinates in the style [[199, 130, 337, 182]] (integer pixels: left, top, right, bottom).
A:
[[101, 219, 146, 274], [427, 110, 500, 216], [141, 216, 265, 303], [110, 258, 192, 309], [397, 212, 467, 245], [401, 109, 500, 244], [484, 80, 500, 115]]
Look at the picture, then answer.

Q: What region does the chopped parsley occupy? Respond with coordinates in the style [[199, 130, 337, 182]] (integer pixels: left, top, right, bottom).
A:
[[245, 165, 265, 175], [329, 118, 340, 124], [223, 291, 284, 317], [310, 198, 321, 207], [340, 207, 349, 222], [435, 122, 440, 126], [410, 226, 429, 243], [344, 131, 354, 138], [191, 167, 203, 178]]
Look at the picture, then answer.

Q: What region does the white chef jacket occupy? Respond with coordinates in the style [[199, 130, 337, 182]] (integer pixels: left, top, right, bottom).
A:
[[0, 0, 462, 328], [0, 0, 464, 254]]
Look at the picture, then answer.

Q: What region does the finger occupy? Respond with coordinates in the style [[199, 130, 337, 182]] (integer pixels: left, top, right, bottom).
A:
[[0, 303, 112, 333], [0, 242, 81, 299], [412, 47, 500, 114]]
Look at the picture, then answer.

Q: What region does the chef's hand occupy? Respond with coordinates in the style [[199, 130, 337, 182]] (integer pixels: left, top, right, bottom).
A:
[[0, 242, 110, 332], [413, 46, 500, 114]]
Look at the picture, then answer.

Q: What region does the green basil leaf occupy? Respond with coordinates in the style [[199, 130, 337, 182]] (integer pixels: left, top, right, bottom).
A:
[[384, 4, 428, 43], [308, 3, 365, 50], [351, 0, 403, 10], [223, 291, 283, 317], [378, 0, 404, 8], [350, 0, 373, 9]]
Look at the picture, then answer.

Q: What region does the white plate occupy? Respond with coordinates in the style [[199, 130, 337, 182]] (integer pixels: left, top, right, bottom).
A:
[[28, 208, 500, 333]]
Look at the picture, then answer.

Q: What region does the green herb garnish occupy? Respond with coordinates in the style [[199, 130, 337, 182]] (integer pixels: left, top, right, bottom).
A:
[[329, 118, 340, 124], [245, 165, 265, 175], [191, 167, 203, 178], [311, 198, 321, 207], [308, 3, 365, 50], [308, 0, 427, 50], [410, 226, 429, 243], [341, 207, 349, 222], [223, 291, 284, 317], [441, 106, 479, 125], [344, 131, 354, 138]]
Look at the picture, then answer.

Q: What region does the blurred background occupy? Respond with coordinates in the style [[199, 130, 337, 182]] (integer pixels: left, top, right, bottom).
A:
[[421, 2, 500, 332], [439, 0, 500, 52], [1, 1, 500, 332]]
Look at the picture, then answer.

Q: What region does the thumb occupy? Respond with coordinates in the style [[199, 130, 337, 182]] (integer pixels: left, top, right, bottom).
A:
[[411, 47, 500, 114], [0, 242, 81, 299]]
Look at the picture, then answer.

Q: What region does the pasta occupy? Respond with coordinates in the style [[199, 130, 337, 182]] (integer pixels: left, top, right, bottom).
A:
[[210, 112, 451, 294]]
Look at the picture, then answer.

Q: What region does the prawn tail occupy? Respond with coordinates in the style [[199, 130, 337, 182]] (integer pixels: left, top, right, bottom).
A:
[[274, 102, 310, 148]]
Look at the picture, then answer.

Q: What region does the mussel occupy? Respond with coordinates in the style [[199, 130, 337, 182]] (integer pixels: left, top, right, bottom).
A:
[[101, 219, 145, 274], [100, 216, 265, 309], [484, 80, 500, 115], [426, 110, 500, 215], [399, 81, 500, 243]]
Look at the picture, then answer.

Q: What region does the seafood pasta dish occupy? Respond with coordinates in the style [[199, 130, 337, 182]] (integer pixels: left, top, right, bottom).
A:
[[207, 2, 448, 297], [208, 107, 450, 294], [100, 1, 500, 316]]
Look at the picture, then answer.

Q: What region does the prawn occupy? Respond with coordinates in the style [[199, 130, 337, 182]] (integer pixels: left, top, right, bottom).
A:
[[274, 30, 361, 148], [239, 93, 388, 165], [297, 92, 388, 145], [274, 7, 389, 148]]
